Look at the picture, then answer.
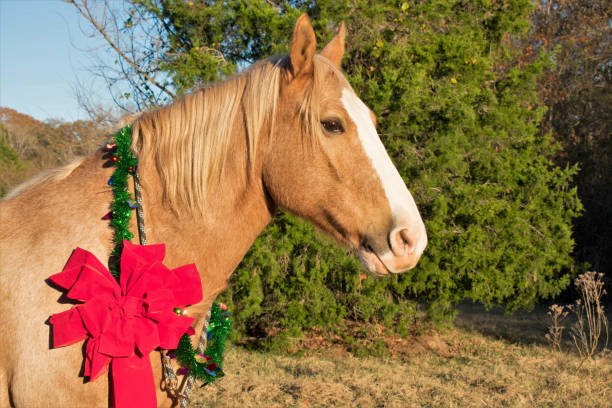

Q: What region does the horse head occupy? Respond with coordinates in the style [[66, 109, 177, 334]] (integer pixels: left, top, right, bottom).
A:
[[263, 15, 427, 275]]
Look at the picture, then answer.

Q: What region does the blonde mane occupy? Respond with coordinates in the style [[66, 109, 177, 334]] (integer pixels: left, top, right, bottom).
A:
[[131, 56, 284, 216], [2, 114, 138, 201], [2, 158, 86, 200]]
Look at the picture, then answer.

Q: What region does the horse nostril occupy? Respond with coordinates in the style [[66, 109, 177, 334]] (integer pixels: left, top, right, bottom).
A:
[[390, 228, 416, 256], [364, 242, 374, 253], [400, 229, 413, 248]]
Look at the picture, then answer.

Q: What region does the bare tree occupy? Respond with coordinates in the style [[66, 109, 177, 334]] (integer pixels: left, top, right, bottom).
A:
[[66, 0, 175, 110]]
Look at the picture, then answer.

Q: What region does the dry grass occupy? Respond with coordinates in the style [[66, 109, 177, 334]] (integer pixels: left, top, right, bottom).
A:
[[188, 304, 611, 408]]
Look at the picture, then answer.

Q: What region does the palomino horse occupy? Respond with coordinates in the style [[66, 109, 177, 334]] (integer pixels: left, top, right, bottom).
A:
[[0, 15, 426, 407]]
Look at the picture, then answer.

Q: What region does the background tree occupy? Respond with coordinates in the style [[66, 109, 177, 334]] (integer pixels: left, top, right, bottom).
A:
[[0, 122, 24, 197], [68, 0, 582, 342], [527, 0, 611, 280], [0, 107, 110, 197]]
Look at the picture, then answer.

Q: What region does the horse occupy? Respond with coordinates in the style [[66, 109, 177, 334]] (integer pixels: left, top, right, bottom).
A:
[[0, 14, 427, 407]]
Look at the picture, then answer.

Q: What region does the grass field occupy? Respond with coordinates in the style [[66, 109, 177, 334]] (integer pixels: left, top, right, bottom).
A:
[[189, 303, 611, 408]]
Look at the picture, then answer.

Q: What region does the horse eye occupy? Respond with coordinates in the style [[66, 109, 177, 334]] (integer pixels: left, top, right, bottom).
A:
[[321, 119, 345, 134]]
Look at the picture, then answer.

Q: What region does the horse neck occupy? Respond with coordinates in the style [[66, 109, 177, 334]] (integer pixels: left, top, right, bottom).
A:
[[136, 109, 273, 314]]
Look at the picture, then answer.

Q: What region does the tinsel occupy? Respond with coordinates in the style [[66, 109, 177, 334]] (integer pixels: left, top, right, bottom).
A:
[[106, 126, 230, 387], [174, 303, 231, 384], [107, 125, 138, 280]]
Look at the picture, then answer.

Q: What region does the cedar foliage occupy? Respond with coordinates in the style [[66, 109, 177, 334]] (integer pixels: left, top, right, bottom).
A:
[[76, 1, 581, 341]]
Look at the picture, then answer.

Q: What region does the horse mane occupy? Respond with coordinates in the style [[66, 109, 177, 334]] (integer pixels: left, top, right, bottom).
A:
[[131, 56, 285, 216], [2, 114, 139, 201], [2, 158, 86, 200]]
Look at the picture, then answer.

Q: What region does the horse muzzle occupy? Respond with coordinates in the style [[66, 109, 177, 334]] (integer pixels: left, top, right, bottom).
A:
[[358, 224, 427, 275]]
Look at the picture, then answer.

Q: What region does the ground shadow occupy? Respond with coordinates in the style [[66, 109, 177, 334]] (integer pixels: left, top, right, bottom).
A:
[[454, 301, 558, 346], [453, 300, 611, 350]]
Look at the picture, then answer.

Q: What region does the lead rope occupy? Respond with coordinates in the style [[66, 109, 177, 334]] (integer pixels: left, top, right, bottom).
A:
[[133, 166, 210, 406], [133, 170, 147, 245]]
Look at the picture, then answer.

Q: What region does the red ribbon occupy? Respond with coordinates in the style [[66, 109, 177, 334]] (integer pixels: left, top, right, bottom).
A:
[[49, 240, 202, 408]]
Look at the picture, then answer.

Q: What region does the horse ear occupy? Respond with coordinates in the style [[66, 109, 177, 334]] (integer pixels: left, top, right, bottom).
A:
[[290, 14, 316, 78], [320, 22, 345, 67]]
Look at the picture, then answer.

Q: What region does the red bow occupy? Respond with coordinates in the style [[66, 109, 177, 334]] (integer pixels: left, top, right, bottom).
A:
[[49, 240, 202, 408]]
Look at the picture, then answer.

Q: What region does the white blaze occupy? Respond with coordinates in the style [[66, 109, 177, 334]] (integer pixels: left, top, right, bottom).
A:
[[341, 88, 427, 261]]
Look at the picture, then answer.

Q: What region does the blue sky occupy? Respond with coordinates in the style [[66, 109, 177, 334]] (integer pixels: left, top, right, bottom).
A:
[[0, 0, 116, 122]]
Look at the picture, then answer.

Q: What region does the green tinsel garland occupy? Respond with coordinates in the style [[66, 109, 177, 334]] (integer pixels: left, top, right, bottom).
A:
[[107, 125, 138, 280], [174, 304, 232, 383], [106, 126, 230, 385]]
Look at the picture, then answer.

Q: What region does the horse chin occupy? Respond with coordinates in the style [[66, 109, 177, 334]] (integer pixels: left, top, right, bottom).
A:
[[358, 246, 419, 276], [357, 247, 392, 276]]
